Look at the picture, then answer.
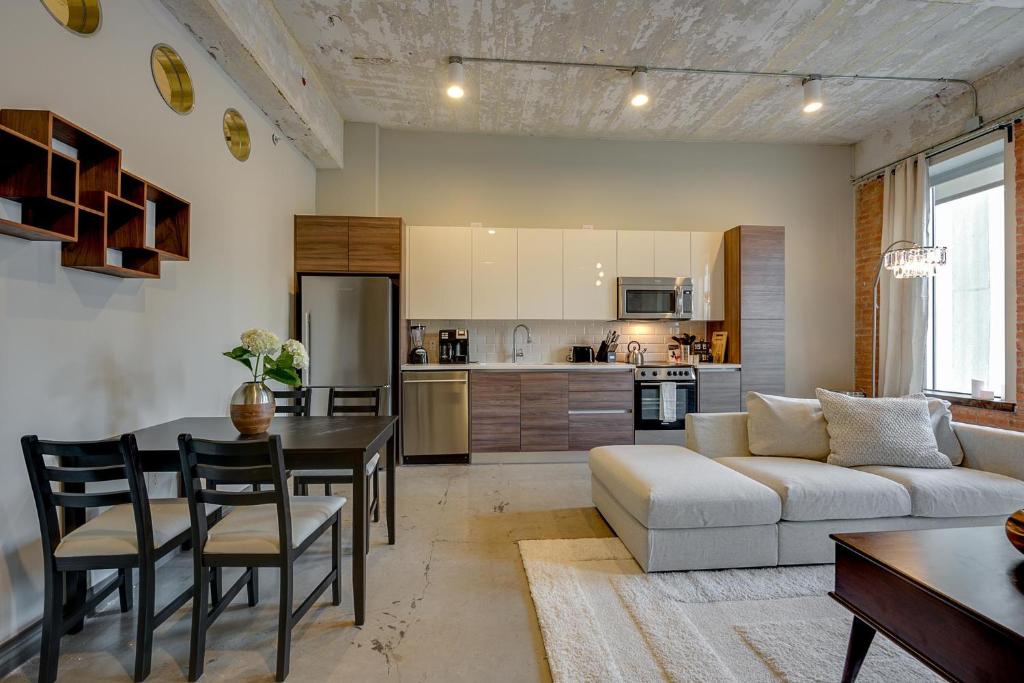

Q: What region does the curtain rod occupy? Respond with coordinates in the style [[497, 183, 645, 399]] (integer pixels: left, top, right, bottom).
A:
[[851, 104, 1024, 185]]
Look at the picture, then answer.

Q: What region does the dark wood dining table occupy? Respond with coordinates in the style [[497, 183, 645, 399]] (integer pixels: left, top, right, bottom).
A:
[[90, 415, 397, 627]]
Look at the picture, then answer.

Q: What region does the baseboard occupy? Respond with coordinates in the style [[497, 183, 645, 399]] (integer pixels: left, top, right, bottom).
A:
[[471, 451, 589, 464], [0, 618, 40, 678]]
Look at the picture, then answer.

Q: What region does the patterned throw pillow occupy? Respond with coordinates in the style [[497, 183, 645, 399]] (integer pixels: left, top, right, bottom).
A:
[[815, 388, 952, 469]]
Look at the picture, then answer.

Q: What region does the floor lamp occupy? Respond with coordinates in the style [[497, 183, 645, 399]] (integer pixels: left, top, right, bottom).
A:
[[871, 241, 948, 397]]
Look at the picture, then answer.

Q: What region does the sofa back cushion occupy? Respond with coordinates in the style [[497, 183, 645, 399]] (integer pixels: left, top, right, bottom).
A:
[[816, 388, 952, 469], [924, 397, 964, 466], [746, 392, 830, 460], [685, 412, 751, 458]]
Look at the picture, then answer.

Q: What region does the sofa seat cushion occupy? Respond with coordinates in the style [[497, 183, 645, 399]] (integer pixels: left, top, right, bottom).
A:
[[717, 456, 911, 521], [589, 445, 781, 529], [855, 465, 1024, 518]]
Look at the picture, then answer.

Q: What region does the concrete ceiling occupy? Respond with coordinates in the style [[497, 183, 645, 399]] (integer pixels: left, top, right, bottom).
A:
[[269, 0, 1024, 146]]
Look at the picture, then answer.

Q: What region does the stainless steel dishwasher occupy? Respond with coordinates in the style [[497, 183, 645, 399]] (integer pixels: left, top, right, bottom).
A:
[[402, 370, 469, 463]]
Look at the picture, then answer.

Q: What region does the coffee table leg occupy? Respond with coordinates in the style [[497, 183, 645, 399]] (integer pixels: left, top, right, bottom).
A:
[[386, 430, 396, 545], [841, 616, 876, 683], [352, 451, 367, 626]]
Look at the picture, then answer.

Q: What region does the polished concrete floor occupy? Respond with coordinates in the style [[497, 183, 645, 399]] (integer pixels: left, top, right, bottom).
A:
[[9, 463, 612, 682]]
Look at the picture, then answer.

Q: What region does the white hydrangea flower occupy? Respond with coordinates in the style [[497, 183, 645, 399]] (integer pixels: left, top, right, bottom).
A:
[[240, 328, 280, 355], [282, 339, 309, 369]]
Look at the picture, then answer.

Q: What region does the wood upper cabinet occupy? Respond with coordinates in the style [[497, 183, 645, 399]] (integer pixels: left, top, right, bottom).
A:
[[520, 372, 569, 451], [294, 216, 348, 272], [471, 372, 521, 453], [294, 215, 402, 274], [690, 231, 725, 321], [617, 230, 654, 277], [739, 226, 785, 320], [517, 228, 563, 319], [472, 227, 518, 319], [349, 217, 402, 272], [407, 226, 472, 319], [653, 231, 692, 278], [563, 229, 617, 320]]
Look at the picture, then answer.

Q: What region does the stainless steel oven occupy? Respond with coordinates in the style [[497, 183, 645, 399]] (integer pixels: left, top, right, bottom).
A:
[[617, 277, 693, 320], [633, 366, 697, 445]]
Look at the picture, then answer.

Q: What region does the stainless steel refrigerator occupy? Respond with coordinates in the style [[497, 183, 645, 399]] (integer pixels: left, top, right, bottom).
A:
[[298, 275, 393, 416]]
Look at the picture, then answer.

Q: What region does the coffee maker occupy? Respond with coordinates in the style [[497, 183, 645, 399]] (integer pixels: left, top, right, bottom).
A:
[[407, 324, 428, 364], [438, 329, 469, 364]]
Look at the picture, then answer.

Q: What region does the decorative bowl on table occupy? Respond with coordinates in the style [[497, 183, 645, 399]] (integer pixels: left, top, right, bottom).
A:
[[1005, 509, 1024, 554]]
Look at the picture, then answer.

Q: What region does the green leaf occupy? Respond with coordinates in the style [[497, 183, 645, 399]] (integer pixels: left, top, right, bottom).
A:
[[276, 349, 294, 370], [224, 345, 253, 360], [265, 366, 301, 387], [263, 354, 277, 370]]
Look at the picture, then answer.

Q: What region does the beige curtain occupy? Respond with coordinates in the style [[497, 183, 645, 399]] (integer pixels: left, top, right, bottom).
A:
[[878, 153, 929, 396]]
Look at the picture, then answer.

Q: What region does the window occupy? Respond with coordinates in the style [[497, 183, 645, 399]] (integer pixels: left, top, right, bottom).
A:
[[925, 135, 1014, 399]]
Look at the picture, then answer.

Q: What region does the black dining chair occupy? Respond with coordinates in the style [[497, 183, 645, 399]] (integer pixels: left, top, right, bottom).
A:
[[21, 434, 222, 683], [178, 433, 344, 682], [292, 387, 382, 537], [273, 387, 311, 416]]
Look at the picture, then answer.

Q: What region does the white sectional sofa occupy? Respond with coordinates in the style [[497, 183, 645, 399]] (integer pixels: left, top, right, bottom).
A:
[[590, 412, 1024, 572]]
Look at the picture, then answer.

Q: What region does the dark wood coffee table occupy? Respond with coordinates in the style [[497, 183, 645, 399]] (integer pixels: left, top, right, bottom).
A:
[[830, 526, 1024, 682]]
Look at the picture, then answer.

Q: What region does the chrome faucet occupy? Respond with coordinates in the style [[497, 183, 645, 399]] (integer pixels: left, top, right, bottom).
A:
[[512, 323, 532, 363]]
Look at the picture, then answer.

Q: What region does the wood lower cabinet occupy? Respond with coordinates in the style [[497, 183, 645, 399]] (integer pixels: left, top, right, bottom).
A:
[[294, 215, 402, 274], [568, 371, 634, 450], [521, 373, 569, 451], [470, 372, 521, 452], [470, 370, 633, 453], [697, 369, 743, 412]]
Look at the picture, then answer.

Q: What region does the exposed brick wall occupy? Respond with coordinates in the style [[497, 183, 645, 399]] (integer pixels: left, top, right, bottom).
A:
[[854, 121, 1023, 430]]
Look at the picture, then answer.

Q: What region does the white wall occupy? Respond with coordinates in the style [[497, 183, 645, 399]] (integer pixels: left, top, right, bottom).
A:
[[318, 125, 855, 398], [0, 0, 315, 643]]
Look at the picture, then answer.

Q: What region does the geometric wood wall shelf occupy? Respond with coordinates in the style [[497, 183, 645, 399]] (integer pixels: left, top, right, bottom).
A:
[[0, 109, 190, 278]]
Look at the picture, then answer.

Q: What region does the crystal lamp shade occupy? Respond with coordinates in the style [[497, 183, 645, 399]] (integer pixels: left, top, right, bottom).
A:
[[883, 245, 947, 279]]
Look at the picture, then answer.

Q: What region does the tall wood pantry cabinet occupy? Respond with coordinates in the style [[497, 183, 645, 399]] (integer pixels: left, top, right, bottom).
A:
[[722, 225, 785, 396]]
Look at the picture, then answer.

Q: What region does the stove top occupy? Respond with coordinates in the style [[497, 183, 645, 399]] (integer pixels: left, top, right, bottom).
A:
[[636, 362, 693, 369]]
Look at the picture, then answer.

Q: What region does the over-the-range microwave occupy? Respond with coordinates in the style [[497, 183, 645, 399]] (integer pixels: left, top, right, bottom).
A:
[[617, 277, 693, 321]]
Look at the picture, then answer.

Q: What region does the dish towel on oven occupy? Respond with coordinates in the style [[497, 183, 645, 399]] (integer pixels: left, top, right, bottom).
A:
[[659, 382, 676, 422]]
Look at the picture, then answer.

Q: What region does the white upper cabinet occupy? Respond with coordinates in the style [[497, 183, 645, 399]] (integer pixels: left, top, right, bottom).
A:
[[616, 230, 655, 277], [690, 231, 725, 321], [653, 231, 692, 278], [563, 229, 617, 320], [406, 226, 472, 319], [517, 229, 563, 319], [471, 227, 518, 319]]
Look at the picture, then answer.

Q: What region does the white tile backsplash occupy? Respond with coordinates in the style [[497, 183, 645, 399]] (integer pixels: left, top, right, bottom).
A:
[[410, 320, 708, 364]]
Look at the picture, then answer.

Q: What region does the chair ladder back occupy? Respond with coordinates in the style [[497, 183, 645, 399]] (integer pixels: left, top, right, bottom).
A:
[[327, 387, 382, 417], [273, 387, 311, 416]]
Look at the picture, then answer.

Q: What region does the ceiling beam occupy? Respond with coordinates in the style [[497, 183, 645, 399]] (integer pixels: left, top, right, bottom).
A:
[[160, 0, 344, 169]]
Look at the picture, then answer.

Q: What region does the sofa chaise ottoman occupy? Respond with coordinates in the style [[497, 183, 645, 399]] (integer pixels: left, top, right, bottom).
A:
[[590, 412, 1024, 572]]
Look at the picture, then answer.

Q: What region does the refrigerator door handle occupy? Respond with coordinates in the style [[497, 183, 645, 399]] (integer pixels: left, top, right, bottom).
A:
[[304, 311, 312, 386]]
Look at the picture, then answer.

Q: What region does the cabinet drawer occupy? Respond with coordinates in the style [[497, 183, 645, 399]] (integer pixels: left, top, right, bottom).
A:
[[568, 390, 632, 411], [470, 372, 521, 452], [295, 216, 348, 272], [569, 413, 634, 451], [568, 371, 633, 393]]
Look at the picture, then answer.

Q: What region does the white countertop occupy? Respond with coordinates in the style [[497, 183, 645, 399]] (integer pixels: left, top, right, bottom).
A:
[[401, 362, 634, 372], [694, 363, 742, 370]]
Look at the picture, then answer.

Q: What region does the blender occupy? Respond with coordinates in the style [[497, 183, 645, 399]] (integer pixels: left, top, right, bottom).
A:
[[408, 324, 429, 364]]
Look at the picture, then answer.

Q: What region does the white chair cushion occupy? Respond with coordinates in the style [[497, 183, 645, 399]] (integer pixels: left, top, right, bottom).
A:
[[589, 445, 781, 529], [204, 496, 345, 555], [294, 453, 381, 478], [717, 456, 911, 521], [855, 465, 1024, 518], [54, 499, 214, 558]]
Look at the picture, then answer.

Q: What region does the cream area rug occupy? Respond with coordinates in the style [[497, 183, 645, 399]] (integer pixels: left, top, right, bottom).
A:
[[518, 538, 940, 683]]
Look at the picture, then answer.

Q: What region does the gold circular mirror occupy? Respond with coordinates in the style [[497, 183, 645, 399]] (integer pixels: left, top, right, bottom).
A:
[[151, 44, 194, 115], [40, 0, 102, 35], [223, 109, 251, 161]]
